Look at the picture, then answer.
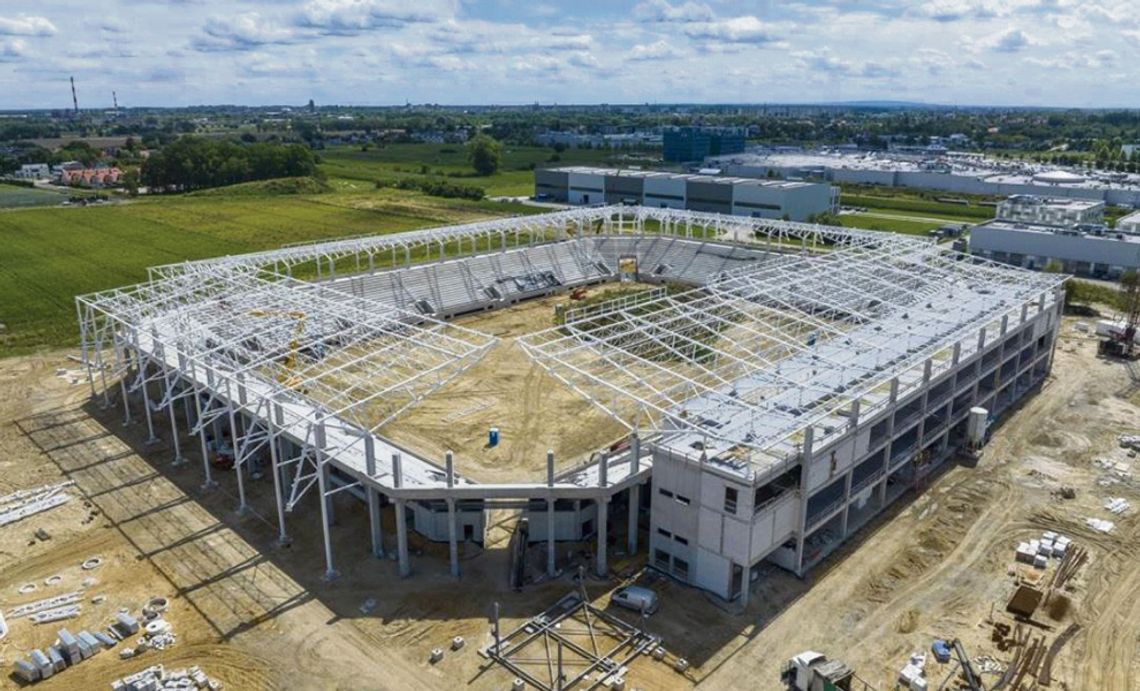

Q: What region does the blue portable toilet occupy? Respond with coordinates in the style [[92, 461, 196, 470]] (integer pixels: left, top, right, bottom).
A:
[[489, 427, 500, 447]]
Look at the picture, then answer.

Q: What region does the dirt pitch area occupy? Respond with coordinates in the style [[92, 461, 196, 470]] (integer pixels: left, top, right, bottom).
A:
[[381, 285, 651, 484], [0, 314, 1137, 690]]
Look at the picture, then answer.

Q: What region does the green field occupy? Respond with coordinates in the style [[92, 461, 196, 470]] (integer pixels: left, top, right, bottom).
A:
[[840, 192, 994, 221], [319, 143, 656, 197], [0, 184, 68, 209], [835, 213, 942, 236], [0, 184, 536, 355]]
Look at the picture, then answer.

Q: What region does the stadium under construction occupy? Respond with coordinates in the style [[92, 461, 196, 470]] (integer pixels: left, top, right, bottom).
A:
[[76, 206, 1065, 602]]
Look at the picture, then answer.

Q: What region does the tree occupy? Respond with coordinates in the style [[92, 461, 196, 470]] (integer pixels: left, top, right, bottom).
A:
[[121, 169, 140, 197], [466, 134, 501, 176]]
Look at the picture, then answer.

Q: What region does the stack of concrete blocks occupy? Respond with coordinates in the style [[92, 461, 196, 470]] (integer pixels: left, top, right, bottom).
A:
[[10, 619, 127, 682], [1015, 532, 1072, 569]]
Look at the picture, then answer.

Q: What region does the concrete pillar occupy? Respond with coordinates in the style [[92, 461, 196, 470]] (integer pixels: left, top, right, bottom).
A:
[[136, 358, 158, 444], [119, 376, 131, 426], [167, 384, 186, 466], [794, 426, 815, 576], [446, 451, 459, 579], [365, 436, 383, 558], [393, 452, 410, 578], [739, 562, 750, 609], [627, 433, 641, 555], [546, 450, 556, 578], [596, 497, 608, 578], [315, 423, 338, 582], [269, 404, 290, 546], [193, 388, 217, 491]]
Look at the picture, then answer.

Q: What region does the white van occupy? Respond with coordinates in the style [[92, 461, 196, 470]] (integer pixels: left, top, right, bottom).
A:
[[610, 586, 659, 615]]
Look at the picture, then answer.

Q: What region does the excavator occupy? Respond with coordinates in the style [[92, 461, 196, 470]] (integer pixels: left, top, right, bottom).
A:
[[248, 309, 307, 390]]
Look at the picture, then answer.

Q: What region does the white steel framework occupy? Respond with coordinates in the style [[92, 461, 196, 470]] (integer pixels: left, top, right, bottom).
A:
[[76, 205, 1040, 583]]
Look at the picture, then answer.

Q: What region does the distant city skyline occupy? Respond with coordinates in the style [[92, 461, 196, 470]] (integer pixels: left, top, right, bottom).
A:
[[1, 0, 1137, 110]]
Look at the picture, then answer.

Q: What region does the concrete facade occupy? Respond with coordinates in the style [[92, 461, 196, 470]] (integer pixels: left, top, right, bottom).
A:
[[1117, 210, 1140, 235], [650, 294, 1063, 599], [996, 195, 1105, 227], [536, 167, 838, 222], [970, 221, 1140, 278]]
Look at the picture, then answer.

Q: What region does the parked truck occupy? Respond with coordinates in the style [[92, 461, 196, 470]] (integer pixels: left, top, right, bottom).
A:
[[781, 651, 856, 691]]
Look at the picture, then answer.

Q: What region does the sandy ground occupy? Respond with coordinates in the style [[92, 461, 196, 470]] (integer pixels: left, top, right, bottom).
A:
[[381, 287, 649, 483], [0, 313, 1137, 690]]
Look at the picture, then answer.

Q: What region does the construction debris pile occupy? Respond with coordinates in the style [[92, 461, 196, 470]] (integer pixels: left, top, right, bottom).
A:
[[111, 664, 223, 691], [0, 481, 75, 527]]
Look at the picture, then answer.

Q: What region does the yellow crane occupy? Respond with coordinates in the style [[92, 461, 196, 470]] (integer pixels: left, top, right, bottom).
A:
[[248, 309, 307, 388]]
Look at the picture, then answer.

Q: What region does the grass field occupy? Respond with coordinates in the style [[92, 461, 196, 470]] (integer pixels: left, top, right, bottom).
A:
[[319, 143, 657, 197], [840, 192, 994, 221], [835, 213, 942, 236], [0, 184, 68, 209], [0, 185, 536, 355]]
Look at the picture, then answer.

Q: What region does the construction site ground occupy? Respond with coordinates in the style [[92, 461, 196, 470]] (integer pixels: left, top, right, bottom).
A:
[[381, 284, 651, 484], [0, 313, 1137, 690]]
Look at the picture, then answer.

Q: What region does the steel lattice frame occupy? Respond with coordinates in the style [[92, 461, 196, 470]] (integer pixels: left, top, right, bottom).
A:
[[75, 204, 1028, 581], [148, 205, 927, 280], [519, 238, 1066, 477]]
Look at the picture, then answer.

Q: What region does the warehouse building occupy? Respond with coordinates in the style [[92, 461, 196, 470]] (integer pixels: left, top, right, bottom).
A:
[[996, 195, 1105, 227], [1117, 210, 1140, 235], [970, 220, 1140, 278], [534, 167, 838, 222]]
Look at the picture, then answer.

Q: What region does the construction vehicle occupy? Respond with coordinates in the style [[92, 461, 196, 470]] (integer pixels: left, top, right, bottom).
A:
[[248, 309, 307, 388], [951, 638, 983, 691], [781, 651, 856, 691], [1098, 272, 1140, 359]]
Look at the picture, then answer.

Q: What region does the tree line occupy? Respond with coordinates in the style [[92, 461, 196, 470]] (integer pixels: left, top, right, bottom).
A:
[[140, 136, 317, 192]]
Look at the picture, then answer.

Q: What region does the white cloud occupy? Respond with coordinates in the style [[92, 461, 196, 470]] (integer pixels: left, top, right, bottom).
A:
[[684, 16, 778, 44], [991, 28, 1031, 52], [633, 0, 714, 23], [0, 38, 27, 61], [194, 12, 296, 52], [627, 39, 681, 61], [295, 0, 454, 34], [0, 14, 57, 36]]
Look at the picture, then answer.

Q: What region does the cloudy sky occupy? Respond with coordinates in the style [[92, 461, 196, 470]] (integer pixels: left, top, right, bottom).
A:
[[0, 0, 1136, 109]]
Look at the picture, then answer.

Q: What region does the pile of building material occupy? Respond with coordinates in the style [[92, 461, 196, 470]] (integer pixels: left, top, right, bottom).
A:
[[1118, 434, 1140, 451], [9, 592, 84, 625], [1014, 531, 1071, 569], [1104, 497, 1131, 515], [1085, 518, 1115, 533], [1048, 545, 1088, 591], [111, 664, 223, 691], [0, 481, 76, 527], [898, 651, 927, 690], [11, 626, 114, 683]]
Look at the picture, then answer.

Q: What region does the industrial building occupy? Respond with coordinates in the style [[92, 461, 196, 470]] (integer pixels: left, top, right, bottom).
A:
[[534, 167, 838, 222], [969, 220, 1140, 278], [77, 205, 1063, 603], [996, 195, 1105, 227], [1118, 210, 1140, 235], [710, 149, 1140, 207], [663, 126, 746, 163]]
